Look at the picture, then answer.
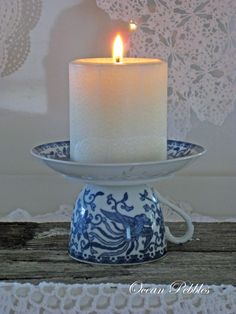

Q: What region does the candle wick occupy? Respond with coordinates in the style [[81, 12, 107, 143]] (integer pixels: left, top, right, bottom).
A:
[[115, 57, 120, 63]]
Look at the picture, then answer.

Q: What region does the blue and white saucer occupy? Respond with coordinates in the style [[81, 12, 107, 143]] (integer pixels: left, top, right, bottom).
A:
[[31, 140, 205, 185]]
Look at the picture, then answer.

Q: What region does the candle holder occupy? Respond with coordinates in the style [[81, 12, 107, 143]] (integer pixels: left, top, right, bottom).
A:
[[31, 140, 205, 265]]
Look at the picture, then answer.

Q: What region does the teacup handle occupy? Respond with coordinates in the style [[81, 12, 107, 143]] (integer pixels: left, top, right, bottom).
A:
[[157, 192, 194, 244]]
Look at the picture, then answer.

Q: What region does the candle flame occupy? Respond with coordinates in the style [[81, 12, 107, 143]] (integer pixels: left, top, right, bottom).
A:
[[113, 34, 123, 63]]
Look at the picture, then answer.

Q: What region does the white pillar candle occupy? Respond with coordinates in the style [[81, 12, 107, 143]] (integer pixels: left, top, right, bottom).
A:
[[69, 57, 167, 163]]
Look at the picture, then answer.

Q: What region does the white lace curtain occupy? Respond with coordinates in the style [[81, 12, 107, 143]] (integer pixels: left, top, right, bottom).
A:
[[0, 1, 235, 138], [97, 0, 236, 138]]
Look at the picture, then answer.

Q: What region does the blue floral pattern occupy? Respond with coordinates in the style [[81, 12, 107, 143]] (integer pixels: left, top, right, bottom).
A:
[[32, 140, 199, 161], [69, 187, 166, 264]]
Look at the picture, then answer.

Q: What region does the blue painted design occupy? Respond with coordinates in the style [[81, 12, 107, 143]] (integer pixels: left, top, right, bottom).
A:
[[70, 192, 104, 256], [167, 141, 193, 158], [139, 189, 166, 252], [107, 192, 134, 212], [100, 193, 153, 257], [32, 140, 202, 161], [33, 141, 70, 160], [83, 189, 104, 211], [69, 187, 167, 264]]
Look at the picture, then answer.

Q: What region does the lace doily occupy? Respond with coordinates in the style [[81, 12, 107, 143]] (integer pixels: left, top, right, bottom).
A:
[[0, 282, 235, 314], [96, 0, 236, 138], [0, 0, 42, 77]]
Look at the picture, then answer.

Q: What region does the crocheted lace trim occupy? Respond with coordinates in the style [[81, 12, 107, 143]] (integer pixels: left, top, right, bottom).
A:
[[0, 282, 235, 314]]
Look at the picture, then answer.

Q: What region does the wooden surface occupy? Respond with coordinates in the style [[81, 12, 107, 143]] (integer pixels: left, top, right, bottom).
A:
[[0, 222, 235, 285]]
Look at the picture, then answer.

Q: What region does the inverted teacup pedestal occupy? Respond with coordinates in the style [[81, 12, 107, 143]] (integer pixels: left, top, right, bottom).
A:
[[31, 140, 205, 265]]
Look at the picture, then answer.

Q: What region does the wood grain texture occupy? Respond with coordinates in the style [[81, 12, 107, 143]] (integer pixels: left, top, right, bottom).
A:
[[0, 222, 235, 285]]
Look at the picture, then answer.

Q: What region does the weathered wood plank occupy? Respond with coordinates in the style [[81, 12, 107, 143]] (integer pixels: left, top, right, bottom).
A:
[[0, 222, 235, 285], [167, 222, 236, 252], [0, 252, 235, 285], [0, 250, 69, 262], [0, 222, 235, 252], [0, 222, 69, 249]]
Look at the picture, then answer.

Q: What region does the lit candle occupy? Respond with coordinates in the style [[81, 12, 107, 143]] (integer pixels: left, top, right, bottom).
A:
[[69, 34, 167, 163]]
